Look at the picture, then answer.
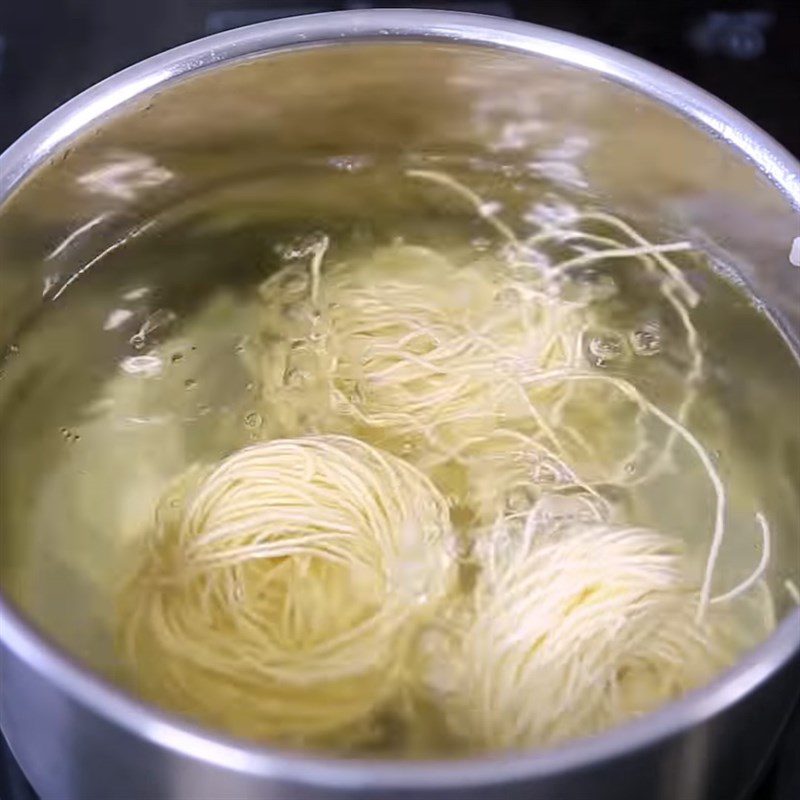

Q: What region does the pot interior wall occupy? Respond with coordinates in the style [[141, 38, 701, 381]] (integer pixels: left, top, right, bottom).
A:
[[0, 40, 798, 696]]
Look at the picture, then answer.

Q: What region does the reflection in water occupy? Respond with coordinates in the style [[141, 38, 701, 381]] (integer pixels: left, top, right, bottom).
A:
[[50, 219, 156, 301], [46, 212, 110, 260], [77, 151, 173, 200], [103, 308, 134, 331]]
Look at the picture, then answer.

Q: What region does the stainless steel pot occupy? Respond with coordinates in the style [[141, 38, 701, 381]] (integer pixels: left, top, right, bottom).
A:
[[1, 10, 799, 800]]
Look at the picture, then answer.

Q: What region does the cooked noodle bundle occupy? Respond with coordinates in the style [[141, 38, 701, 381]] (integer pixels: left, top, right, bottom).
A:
[[246, 170, 706, 530], [114, 170, 778, 755], [250, 240, 643, 525], [247, 171, 749, 614], [119, 435, 456, 746], [252, 240, 583, 446], [420, 496, 770, 750]]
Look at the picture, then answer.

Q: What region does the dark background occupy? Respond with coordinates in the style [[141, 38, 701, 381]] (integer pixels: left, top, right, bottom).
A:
[[0, 2, 798, 799]]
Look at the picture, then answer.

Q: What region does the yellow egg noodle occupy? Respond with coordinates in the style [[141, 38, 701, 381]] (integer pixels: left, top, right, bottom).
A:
[[120, 435, 456, 746], [119, 170, 774, 754]]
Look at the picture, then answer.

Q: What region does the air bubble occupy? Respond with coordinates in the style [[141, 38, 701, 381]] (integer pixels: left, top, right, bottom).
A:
[[276, 232, 328, 262], [121, 355, 163, 377], [60, 427, 80, 443], [340, 380, 364, 404], [244, 411, 262, 428], [129, 308, 177, 350], [630, 322, 662, 357], [586, 331, 626, 367], [283, 368, 308, 388]]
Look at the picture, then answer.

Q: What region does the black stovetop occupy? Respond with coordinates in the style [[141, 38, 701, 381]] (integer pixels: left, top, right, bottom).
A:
[[0, 2, 798, 799]]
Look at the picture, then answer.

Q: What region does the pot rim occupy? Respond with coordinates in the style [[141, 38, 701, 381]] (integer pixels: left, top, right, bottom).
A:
[[1, 8, 799, 791]]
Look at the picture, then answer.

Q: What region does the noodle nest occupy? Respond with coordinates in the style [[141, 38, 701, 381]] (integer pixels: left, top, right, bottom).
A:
[[120, 434, 456, 746], [116, 171, 776, 755], [245, 170, 707, 531], [249, 239, 645, 524], [419, 496, 760, 750]]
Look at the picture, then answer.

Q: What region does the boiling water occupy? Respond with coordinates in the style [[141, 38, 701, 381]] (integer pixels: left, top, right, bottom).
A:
[[1, 162, 798, 754]]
